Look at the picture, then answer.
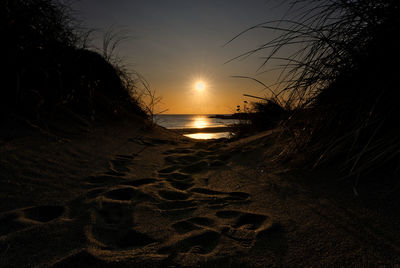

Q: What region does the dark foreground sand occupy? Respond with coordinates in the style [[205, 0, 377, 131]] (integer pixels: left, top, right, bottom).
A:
[[1, 116, 400, 267]]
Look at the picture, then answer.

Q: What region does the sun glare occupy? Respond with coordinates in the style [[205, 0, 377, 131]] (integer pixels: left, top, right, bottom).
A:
[[195, 81, 205, 92], [192, 117, 208, 128]]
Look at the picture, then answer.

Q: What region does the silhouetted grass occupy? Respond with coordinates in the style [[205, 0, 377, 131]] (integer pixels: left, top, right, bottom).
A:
[[1, 0, 147, 129], [230, 0, 400, 191], [230, 98, 287, 137]]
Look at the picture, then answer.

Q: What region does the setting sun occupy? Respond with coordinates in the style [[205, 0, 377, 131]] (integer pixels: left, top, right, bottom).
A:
[[195, 81, 205, 92]]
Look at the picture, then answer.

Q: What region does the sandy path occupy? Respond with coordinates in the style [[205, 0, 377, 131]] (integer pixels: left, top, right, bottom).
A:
[[1, 124, 400, 267]]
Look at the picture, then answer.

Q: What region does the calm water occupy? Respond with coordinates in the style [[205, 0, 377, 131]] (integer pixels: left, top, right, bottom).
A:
[[154, 114, 238, 139]]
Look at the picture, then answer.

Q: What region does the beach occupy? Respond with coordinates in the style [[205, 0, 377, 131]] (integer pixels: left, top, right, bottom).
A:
[[1, 116, 399, 267], [3, 0, 400, 265], [154, 114, 238, 139]]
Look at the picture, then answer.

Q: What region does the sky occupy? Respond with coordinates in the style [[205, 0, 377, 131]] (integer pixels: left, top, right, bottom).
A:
[[71, 0, 290, 114]]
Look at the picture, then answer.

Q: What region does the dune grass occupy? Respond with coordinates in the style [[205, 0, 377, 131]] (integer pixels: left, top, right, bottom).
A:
[[1, 0, 148, 128], [229, 0, 400, 189], [229, 98, 287, 137]]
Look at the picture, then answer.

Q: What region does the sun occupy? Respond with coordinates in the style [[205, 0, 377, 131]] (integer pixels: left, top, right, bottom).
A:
[[195, 81, 205, 92]]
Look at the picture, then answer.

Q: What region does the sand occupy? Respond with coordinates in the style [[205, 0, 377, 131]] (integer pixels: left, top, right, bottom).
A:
[[1, 116, 400, 267]]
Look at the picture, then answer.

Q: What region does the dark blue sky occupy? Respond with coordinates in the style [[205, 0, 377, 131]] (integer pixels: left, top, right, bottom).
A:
[[72, 0, 290, 114]]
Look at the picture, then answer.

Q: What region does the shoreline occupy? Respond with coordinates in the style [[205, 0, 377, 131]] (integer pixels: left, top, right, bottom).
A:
[[169, 126, 231, 134]]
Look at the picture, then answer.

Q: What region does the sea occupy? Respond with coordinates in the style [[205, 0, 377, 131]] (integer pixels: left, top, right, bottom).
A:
[[153, 114, 239, 139]]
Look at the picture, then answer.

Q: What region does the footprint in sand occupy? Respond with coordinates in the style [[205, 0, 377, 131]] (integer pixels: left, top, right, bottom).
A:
[[159, 230, 220, 255], [172, 220, 202, 234], [128, 137, 155, 146], [187, 216, 215, 226], [164, 154, 202, 165], [109, 159, 131, 173], [80, 142, 278, 263], [91, 224, 157, 249], [162, 145, 229, 169], [234, 213, 268, 230], [122, 178, 157, 187], [170, 209, 277, 255], [172, 216, 215, 234], [0, 213, 31, 236], [23, 205, 65, 223], [224, 192, 251, 201], [159, 172, 195, 191], [158, 166, 180, 174], [158, 189, 191, 201], [215, 210, 242, 219], [163, 148, 195, 155], [94, 201, 133, 225], [216, 210, 275, 243], [0, 205, 65, 236], [158, 208, 280, 260], [161, 146, 230, 180], [161, 172, 191, 181], [175, 230, 221, 254], [155, 200, 198, 217], [190, 187, 225, 195], [88, 195, 157, 250], [82, 174, 125, 189], [179, 160, 209, 174], [103, 170, 126, 177], [190, 187, 250, 208], [104, 186, 154, 202], [115, 229, 157, 248], [51, 250, 107, 267], [86, 188, 107, 199], [193, 150, 215, 158], [156, 200, 197, 211], [167, 180, 195, 191]]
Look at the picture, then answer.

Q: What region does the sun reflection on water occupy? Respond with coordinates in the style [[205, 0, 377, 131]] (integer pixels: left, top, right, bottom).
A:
[[190, 116, 210, 129], [184, 132, 230, 140], [178, 115, 232, 139]]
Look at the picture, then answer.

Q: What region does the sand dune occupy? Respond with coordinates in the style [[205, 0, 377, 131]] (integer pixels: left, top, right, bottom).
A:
[[1, 120, 399, 267]]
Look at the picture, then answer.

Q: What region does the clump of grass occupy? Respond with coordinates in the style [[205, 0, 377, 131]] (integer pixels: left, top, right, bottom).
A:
[[230, 96, 287, 137], [1, 0, 149, 129], [230, 0, 400, 190]]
